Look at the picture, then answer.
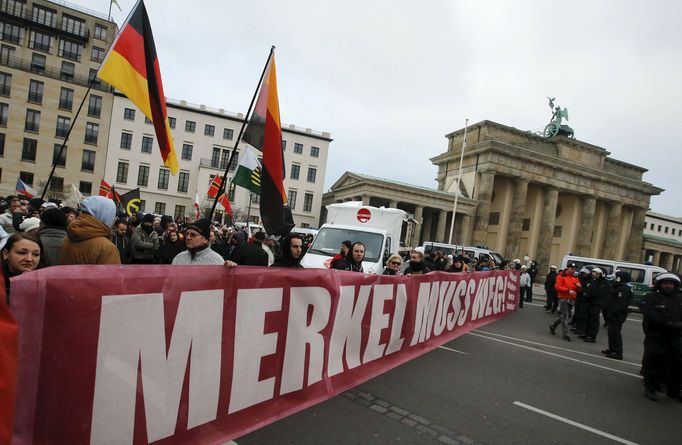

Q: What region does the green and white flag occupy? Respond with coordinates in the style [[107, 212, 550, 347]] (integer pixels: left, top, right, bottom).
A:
[[232, 147, 262, 194]]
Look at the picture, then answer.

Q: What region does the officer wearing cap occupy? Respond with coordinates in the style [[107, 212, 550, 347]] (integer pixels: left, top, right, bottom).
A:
[[602, 271, 633, 360], [581, 267, 610, 343], [639, 272, 682, 402]]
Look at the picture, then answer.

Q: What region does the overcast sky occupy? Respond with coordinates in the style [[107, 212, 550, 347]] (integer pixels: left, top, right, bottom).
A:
[[80, 0, 681, 216]]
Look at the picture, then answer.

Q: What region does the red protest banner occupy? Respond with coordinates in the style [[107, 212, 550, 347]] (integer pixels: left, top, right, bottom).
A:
[[10, 266, 518, 444]]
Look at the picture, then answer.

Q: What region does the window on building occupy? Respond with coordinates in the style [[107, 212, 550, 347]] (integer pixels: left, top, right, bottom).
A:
[[52, 143, 66, 167], [116, 162, 129, 183], [177, 171, 189, 193], [310, 146, 320, 157], [657, 225, 661, 232], [281, 140, 286, 151], [19, 171, 34, 186], [221, 149, 231, 170], [158, 168, 170, 189], [307, 167, 317, 183], [155, 202, 166, 215], [671, 228, 676, 236], [553, 225, 563, 238], [168, 116, 176, 129], [91, 46, 105, 62], [30, 53, 45, 73], [139, 199, 146, 212], [211, 147, 220, 168], [61, 15, 86, 37], [181, 143, 192, 160], [665, 226, 669, 234], [50, 176, 64, 192], [0, 22, 22, 44], [85, 122, 99, 144], [55, 115, 70, 138], [94, 24, 107, 40], [24, 109, 40, 132], [141, 136, 153, 153], [0, 133, 4, 156], [29, 30, 51, 53], [251, 193, 260, 204], [58, 39, 82, 61], [649, 223, 654, 230], [88, 95, 102, 118], [79, 181, 92, 195], [21, 138, 37, 161], [0, 103, 7, 126], [32, 6, 56, 27], [123, 108, 135, 120], [185, 120, 195, 132], [88, 68, 101, 88], [223, 128, 233, 140], [204, 124, 215, 136], [228, 183, 236, 201], [137, 165, 149, 186], [228, 152, 238, 172], [294, 143, 303, 154], [144, 116, 151, 124], [27, 79, 43, 103], [174, 205, 186, 219], [488, 212, 500, 225], [120, 132, 132, 149], [288, 190, 297, 210], [303, 193, 314, 212], [0, 72, 10, 96], [522, 218, 531, 231], [81, 149, 95, 172], [60, 61, 74, 80], [59, 87, 74, 110], [291, 164, 300, 179]]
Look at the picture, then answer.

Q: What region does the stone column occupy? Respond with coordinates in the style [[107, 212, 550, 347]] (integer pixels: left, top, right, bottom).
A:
[[663, 253, 674, 271], [413, 206, 423, 247], [652, 250, 661, 267], [504, 179, 529, 259], [472, 171, 496, 245], [388, 200, 398, 208], [459, 214, 472, 246], [626, 207, 647, 263], [574, 196, 596, 257], [436, 210, 448, 243], [535, 187, 559, 272], [361, 195, 370, 206], [601, 202, 622, 260]]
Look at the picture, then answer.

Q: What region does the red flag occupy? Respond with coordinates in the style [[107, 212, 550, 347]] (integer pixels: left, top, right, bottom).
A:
[[207, 175, 222, 199], [0, 275, 18, 444], [218, 193, 232, 217], [99, 179, 111, 197], [242, 51, 287, 235]]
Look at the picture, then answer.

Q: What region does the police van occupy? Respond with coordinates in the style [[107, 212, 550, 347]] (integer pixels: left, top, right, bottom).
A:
[[421, 241, 505, 265], [559, 254, 667, 306]]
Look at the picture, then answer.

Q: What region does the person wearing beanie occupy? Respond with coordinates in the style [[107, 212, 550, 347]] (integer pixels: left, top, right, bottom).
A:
[[229, 230, 268, 266], [59, 196, 120, 265], [38, 208, 67, 266], [329, 240, 351, 269], [172, 219, 224, 265], [130, 213, 160, 264], [18, 217, 41, 234]]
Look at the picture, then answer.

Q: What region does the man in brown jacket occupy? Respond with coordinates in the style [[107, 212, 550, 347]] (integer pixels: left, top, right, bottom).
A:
[[59, 196, 120, 265]]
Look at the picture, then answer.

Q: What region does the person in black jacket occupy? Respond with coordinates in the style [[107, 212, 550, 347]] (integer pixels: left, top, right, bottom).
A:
[[271, 234, 303, 268], [544, 265, 558, 313], [332, 241, 365, 272], [403, 250, 432, 275], [111, 220, 131, 264], [158, 230, 186, 264], [580, 268, 610, 342], [639, 273, 682, 402], [601, 271, 633, 360], [230, 231, 268, 266]]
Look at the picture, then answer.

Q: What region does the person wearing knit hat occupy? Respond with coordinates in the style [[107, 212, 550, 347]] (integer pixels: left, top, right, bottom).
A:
[[38, 208, 67, 267], [130, 213, 160, 264], [59, 197, 120, 265], [18, 217, 40, 234], [172, 218, 225, 265]]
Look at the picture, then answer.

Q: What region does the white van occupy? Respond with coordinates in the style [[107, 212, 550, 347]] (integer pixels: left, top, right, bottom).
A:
[[560, 254, 667, 306], [421, 241, 504, 265]]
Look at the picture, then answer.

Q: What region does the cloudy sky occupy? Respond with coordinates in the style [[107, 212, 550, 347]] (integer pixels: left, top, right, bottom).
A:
[[80, 0, 681, 215]]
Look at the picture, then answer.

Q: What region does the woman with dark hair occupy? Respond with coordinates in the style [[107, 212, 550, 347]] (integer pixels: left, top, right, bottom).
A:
[[1, 233, 42, 303], [158, 230, 186, 264]]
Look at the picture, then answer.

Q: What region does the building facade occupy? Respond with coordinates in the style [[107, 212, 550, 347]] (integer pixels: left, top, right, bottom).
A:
[[325, 121, 663, 270], [0, 0, 116, 199], [643, 212, 682, 273], [104, 94, 332, 227]]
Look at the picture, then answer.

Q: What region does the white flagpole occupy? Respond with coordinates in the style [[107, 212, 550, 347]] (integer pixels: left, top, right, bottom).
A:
[[448, 118, 468, 245]]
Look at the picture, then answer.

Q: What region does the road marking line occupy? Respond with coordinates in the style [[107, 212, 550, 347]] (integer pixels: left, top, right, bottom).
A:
[[467, 332, 642, 378], [474, 330, 641, 367], [513, 401, 640, 445], [438, 345, 468, 354]]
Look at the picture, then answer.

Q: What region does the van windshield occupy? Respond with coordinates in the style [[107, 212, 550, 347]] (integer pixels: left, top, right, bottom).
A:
[[307, 227, 384, 262]]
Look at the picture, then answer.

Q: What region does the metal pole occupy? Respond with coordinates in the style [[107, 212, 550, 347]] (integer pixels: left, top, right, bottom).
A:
[[447, 118, 469, 245], [41, 81, 94, 200], [207, 46, 275, 220]]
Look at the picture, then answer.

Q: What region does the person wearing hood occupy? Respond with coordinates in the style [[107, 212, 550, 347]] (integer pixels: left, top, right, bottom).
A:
[[271, 233, 304, 268], [131, 213, 160, 264], [172, 219, 225, 265], [332, 241, 365, 272], [229, 230, 268, 266], [59, 196, 120, 265], [157, 226, 186, 264], [38, 208, 67, 267], [403, 249, 431, 275]]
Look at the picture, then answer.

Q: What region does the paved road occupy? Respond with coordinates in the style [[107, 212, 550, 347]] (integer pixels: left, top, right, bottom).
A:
[[237, 286, 681, 445]]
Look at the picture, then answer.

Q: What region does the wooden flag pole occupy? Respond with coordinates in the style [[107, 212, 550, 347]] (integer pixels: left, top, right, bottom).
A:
[[207, 46, 275, 221]]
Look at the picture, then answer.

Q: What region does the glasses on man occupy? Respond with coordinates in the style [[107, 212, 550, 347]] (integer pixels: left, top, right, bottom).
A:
[[390, 261, 402, 266]]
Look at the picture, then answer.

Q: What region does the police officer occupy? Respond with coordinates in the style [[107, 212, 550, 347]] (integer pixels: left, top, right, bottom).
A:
[[581, 268, 610, 342], [639, 273, 682, 402], [601, 271, 633, 360]]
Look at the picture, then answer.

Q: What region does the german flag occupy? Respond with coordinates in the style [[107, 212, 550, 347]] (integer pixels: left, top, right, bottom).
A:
[[97, 0, 179, 174], [242, 51, 288, 235]]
